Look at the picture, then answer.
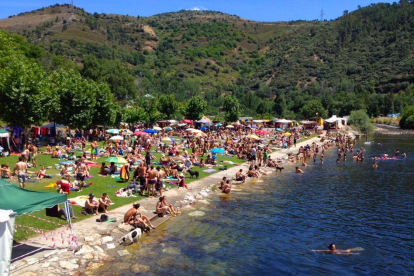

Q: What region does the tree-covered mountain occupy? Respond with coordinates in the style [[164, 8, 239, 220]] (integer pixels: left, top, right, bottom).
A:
[[1, 2, 414, 118]]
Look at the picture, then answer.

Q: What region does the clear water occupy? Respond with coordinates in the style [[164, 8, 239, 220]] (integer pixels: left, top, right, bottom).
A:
[[97, 135, 414, 276]]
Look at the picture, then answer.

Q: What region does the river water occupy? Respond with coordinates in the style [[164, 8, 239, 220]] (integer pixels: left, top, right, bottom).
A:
[[96, 134, 414, 276]]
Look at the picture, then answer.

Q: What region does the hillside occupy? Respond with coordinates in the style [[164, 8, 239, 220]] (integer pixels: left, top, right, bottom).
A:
[[1, 2, 414, 117]]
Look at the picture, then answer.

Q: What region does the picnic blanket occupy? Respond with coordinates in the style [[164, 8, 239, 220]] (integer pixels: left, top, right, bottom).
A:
[[84, 161, 101, 168], [69, 195, 90, 207], [59, 160, 75, 165], [203, 169, 217, 173]]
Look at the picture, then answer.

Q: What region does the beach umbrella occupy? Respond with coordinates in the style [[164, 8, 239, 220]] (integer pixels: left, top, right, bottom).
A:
[[161, 137, 174, 144], [164, 127, 173, 131], [134, 131, 149, 136], [106, 129, 119, 135], [211, 148, 225, 154], [153, 126, 162, 131], [226, 125, 234, 128], [194, 132, 207, 137], [181, 119, 193, 124], [185, 128, 196, 132], [216, 123, 222, 127], [284, 132, 292, 136], [200, 126, 207, 130], [120, 129, 132, 135], [276, 128, 283, 132], [256, 130, 269, 135], [109, 135, 124, 141], [143, 129, 158, 134], [191, 129, 203, 133], [105, 156, 127, 164], [247, 134, 260, 140]]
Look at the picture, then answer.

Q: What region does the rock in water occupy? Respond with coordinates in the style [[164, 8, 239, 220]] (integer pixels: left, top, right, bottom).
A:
[[131, 264, 151, 273], [188, 211, 206, 217], [162, 247, 181, 254]]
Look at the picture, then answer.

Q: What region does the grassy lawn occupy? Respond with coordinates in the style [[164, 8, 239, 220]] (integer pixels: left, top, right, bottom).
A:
[[2, 140, 244, 242], [4, 133, 317, 242]]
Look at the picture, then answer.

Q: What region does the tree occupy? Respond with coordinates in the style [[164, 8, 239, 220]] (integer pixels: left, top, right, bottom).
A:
[[399, 106, 414, 129], [223, 96, 241, 123], [92, 83, 117, 126], [49, 69, 96, 129], [274, 93, 287, 117], [348, 110, 375, 135], [122, 106, 148, 124], [158, 94, 179, 119], [183, 96, 207, 120], [0, 58, 53, 127], [300, 99, 328, 119]]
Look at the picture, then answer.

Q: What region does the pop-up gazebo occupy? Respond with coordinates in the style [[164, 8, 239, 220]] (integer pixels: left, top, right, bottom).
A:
[[0, 179, 68, 216], [0, 179, 72, 272]]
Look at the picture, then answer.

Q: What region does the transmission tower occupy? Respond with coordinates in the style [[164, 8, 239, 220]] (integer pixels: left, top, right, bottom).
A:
[[320, 9, 324, 21]]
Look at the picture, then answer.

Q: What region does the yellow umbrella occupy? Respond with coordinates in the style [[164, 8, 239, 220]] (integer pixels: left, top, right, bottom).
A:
[[153, 126, 162, 131], [191, 129, 203, 133], [284, 132, 292, 136], [226, 125, 234, 128], [195, 132, 207, 137], [247, 134, 260, 140]]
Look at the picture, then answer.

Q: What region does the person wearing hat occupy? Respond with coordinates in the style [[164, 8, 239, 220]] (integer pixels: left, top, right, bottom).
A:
[[160, 154, 168, 165], [85, 193, 99, 215], [178, 173, 190, 190]]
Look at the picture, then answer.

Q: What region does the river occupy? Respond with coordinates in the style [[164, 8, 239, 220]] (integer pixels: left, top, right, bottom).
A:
[[95, 134, 414, 275]]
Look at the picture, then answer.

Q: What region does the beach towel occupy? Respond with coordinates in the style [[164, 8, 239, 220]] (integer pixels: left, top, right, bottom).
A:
[[60, 161, 75, 165], [69, 195, 90, 207], [203, 169, 217, 173], [45, 183, 57, 188], [120, 166, 129, 181]]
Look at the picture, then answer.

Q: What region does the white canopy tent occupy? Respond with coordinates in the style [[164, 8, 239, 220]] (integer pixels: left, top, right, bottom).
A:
[[0, 209, 16, 275]]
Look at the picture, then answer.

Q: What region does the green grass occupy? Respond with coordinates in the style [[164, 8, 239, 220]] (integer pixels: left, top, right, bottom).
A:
[[5, 133, 316, 242], [2, 140, 243, 242]]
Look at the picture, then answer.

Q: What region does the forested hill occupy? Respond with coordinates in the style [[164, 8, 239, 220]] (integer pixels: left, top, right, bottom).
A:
[[1, 2, 414, 118]]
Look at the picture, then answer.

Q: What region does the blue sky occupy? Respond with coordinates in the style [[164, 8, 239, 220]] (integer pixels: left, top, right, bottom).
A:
[[0, 0, 395, 21]]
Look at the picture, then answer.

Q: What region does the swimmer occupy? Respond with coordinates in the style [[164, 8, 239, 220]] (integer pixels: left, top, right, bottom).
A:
[[312, 243, 361, 254], [373, 162, 378, 169], [295, 166, 304, 173], [402, 152, 407, 158], [302, 161, 308, 167]]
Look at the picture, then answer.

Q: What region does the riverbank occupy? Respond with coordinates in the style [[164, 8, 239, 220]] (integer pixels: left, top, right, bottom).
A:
[[374, 123, 414, 135], [10, 132, 329, 276]]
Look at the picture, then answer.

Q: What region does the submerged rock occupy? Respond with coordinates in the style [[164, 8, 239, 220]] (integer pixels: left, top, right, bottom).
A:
[[188, 211, 206, 217], [131, 264, 151, 273], [86, 262, 105, 270], [162, 247, 181, 255], [198, 200, 210, 205]]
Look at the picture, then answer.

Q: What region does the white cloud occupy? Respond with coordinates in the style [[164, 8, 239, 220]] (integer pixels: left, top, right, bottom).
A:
[[189, 6, 207, 11]]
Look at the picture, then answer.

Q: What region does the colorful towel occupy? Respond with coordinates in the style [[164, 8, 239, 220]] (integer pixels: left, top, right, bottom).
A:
[[45, 183, 57, 188]]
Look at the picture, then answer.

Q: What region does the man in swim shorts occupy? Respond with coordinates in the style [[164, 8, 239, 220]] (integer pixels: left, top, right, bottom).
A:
[[14, 156, 27, 188], [235, 169, 246, 183], [147, 165, 157, 198]]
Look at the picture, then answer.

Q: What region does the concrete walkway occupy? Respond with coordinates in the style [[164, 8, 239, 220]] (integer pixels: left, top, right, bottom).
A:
[[10, 133, 325, 275]]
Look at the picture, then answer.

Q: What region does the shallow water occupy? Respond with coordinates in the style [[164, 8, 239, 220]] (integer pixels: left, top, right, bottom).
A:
[[97, 135, 414, 275]]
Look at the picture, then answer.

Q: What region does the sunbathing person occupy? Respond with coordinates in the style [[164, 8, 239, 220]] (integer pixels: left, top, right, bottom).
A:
[[37, 166, 46, 180], [99, 193, 112, 213], [222, 180, 232, 194], [178, 173, 190, 190], [235, 169, 246, 183], [156, 196, 176, 217], [124, 202, 155, 229], [1, 164, 12, 179], [85, 193, 99, 215]]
